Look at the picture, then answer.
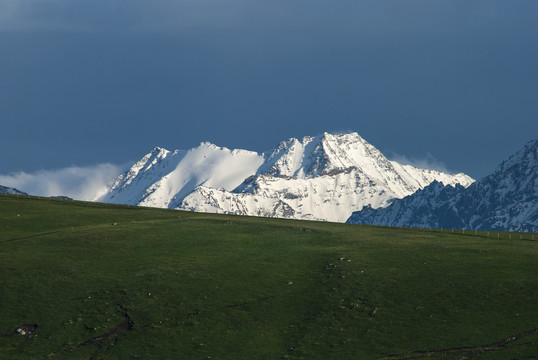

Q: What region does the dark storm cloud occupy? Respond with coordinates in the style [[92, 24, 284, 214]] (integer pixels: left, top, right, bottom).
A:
[[1, 0, 531, 34], [0, 0, 537, 180]]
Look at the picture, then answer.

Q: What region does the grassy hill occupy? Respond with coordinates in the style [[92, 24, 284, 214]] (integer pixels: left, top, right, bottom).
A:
[[1, 194, 537, 359]]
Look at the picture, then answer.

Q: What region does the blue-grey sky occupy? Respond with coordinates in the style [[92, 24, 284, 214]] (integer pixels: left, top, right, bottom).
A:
[[1, 0, 537, 194]]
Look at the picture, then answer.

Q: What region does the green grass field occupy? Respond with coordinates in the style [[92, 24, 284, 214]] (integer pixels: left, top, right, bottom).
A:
[[1, 194, 537, 359]]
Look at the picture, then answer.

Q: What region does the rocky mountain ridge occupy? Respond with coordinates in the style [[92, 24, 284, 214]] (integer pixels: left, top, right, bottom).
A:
[[347, 139, 538, 232], [98, 132, 474, 222]]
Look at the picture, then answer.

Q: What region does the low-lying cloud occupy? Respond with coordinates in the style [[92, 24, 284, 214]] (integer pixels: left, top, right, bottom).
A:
[[0, 163, 125, 201]]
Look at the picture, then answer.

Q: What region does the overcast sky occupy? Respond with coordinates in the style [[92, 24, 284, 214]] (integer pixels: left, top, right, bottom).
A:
[[1, 0, 537, 197]]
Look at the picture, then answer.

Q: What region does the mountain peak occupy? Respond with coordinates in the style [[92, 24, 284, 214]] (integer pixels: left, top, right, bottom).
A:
[[493, 138, 537, 177], [257, 131, 381, 179], [150, 146, 169, 155], [100, 130, 474, 223], [347, 139, 537, 232], [198, 141, 221, 150]]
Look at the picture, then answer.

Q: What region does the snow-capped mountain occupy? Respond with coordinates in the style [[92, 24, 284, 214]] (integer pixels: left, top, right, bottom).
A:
[[180, 133, 473, 222], [98, 143, 264, 208], [0, 185, 27, 195], [347, 139, 538, 232], [98, 132, 474, 222]]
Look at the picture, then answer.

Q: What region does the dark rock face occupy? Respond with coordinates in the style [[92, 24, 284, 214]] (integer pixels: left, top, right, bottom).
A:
[[347, 140, 538, 232]]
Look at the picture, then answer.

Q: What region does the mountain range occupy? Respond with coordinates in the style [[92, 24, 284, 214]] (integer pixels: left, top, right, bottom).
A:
[[98, 132, 474, 222], [0, 185, 27, 196], [347, 139, 538, 232]]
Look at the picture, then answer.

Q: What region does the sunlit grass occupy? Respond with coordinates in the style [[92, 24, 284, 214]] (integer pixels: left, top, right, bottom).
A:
[[1, 194, 537, 359]]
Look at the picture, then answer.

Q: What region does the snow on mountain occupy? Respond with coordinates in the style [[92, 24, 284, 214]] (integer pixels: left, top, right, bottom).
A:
[[99, 131, 474, 223], [347, 139, 538, 232], [179, 132, 473, 222], [182, 169, 388, 222], [0, 185, 28, 195], [97, 143, 264, 208]]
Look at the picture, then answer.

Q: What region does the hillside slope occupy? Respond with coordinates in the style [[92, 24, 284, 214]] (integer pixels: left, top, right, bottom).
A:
[[1, 195, 537, 359]]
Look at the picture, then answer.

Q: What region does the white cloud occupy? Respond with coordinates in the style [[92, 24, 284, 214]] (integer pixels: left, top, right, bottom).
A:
[[388, 152, 451, 174], [0, 163, 125, 201]]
